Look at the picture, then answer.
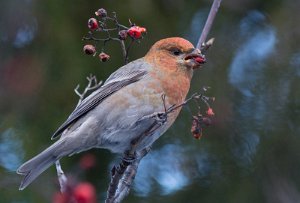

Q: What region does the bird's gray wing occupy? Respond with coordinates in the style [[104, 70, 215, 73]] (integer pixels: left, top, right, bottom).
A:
[[51, 59, 149, 139]]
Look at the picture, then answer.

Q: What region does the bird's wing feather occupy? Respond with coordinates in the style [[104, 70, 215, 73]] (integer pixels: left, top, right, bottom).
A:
[[51, 59, 149, 139]]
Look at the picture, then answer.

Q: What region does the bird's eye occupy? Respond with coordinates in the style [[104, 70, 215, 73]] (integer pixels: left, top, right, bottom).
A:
[[171, 49, 182, 56]]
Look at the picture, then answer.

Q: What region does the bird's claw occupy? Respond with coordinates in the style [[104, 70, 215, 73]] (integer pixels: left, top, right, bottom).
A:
[[152, 112, 168, 125]]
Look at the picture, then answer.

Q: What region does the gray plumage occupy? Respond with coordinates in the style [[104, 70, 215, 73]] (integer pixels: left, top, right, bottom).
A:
[[17, 58, 159, 190]]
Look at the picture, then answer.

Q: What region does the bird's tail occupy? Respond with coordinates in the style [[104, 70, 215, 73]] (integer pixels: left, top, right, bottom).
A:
[[17, 137, 69, 190]]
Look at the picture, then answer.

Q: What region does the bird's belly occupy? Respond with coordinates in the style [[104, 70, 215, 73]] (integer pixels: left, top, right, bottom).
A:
[[89, 78, 180, 153], [99, 124, 168, 153]]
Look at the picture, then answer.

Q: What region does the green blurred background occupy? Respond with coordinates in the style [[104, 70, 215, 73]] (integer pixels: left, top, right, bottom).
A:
[[1, 0, 300, 202]]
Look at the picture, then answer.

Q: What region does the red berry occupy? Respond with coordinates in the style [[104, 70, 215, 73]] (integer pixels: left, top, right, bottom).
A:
[[195, 56, 206, 64], [83, 45, 96, 55], [206, 108, 215, 116], [95, 8, 107, 17], [127, 26, 146, 39], [73, 182, 96, 203], [127, 28, 141, 39], [191, 118, 202, 140], [88, 18, 99, 30], [99, 52, 110, 62], [139, 27, 147, 33], [79, 153, 96, 170]]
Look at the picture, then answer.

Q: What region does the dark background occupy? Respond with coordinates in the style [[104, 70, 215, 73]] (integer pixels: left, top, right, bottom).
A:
[[1, 0, 300, 202]]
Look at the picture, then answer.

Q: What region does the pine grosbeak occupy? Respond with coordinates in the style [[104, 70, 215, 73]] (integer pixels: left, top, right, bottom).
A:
[[17, 37, 206, 189]]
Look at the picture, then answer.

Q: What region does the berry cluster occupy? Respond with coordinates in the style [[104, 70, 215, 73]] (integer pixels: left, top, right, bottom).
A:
[[82, 8, 146, 63], [190, 87, 215, 139]]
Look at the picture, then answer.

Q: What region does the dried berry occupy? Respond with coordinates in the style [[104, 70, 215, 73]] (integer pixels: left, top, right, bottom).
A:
[[127, 26, 147, 39], [191, 117, 202, 139], [88, 18, 99, 30], [83, 44, 96, 55], [95, 8, 107, 17], [118, 30, 128, 40], [99, 52, 110, 62]]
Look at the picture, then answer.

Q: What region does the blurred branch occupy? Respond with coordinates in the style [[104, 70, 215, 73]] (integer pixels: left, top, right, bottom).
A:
[[196, 0, 222, 51], [55, 160, 68, 193]]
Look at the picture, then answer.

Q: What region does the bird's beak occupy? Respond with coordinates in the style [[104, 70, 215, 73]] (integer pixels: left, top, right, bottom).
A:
[[184, 48, 206, 69]]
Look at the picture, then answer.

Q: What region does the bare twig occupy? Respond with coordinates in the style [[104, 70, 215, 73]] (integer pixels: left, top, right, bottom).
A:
[[119, 40, 128, 64], [196, 0, 222, 50], [74, 74, 103, 107]]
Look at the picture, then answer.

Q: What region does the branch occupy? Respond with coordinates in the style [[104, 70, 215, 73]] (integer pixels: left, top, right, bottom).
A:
[[104, 90, 211, 203], [105, 148, 150, 203], [74, 74, 103, 107], [196, 0, 222, 51]]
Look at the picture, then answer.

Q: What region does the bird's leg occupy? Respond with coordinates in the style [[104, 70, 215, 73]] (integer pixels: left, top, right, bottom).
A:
[[122, 151, 137, 164], [111, 151, 136, 176], [55, 160, 68, 193]]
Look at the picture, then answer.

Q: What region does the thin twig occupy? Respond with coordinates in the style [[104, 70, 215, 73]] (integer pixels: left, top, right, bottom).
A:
[[196, 0, 222, 50], [74, 74, 103, 107], [119, 40, 128, 64]]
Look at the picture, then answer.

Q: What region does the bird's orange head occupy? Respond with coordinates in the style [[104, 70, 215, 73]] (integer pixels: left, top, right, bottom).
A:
[[144, 37, 206, 78]]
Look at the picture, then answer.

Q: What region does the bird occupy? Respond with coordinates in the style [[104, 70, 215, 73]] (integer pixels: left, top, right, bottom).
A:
[[17, 37, 206, 190]]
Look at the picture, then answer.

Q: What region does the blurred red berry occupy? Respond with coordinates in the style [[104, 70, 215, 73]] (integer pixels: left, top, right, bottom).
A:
[[118, 30, 128, 40], [80, 153, 96, 170], [73, 182, 96, 203], [193, 131, 202, 139], [88, 18, 99, 30], [99, 52, 110, 62], [127, 26, 146, 39], [83, 45, 96, 55], [52, 192, 68, 203], [138, 27, 147, 33], [95, 8, 107, 17], [206, 107, 215, 116]]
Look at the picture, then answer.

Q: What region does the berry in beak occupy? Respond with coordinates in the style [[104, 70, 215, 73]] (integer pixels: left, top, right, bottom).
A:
[[184, 49, 206, 69]]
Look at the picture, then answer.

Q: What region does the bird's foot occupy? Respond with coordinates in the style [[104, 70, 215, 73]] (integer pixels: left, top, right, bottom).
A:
[[152, 112, 168, 125]]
